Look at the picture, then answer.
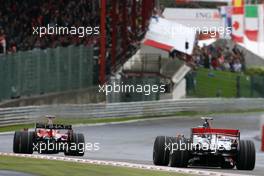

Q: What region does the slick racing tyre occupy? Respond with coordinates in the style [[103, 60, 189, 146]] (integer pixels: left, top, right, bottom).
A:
[[13, 131, 34, 154], [64, 133, 85, 156], [236, 140, 255, 170], [153, 136, 171, 166], [170, 137, 189, 168]]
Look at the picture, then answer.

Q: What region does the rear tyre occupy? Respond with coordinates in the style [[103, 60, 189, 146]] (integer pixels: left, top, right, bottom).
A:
[[170, 138, 189, 168], [153, 136, 171, 166], [13, 131, 22, 153], [13, 131, 34, 154], [64, 133, 85, 156], [236, 140, 255, 170]]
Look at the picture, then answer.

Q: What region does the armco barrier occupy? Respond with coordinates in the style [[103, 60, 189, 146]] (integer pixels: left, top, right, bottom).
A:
[[0, 98, 264, 126]]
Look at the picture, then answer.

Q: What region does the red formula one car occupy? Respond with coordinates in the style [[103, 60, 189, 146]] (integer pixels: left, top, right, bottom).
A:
[[13, 116, 85, 156], [153, 117, 255, 170]]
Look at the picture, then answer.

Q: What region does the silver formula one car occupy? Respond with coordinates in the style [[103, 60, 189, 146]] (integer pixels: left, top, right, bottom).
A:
[[153, 117, 255, 170]]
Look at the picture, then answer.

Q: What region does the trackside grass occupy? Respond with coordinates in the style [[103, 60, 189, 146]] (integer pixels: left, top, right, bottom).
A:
[[187, 68, 251, 97], [0, 156, 190, 176]]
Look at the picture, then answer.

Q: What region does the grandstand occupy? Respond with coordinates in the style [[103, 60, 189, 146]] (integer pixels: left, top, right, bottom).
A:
[[0, 0, 99, 52], [1, 0, 264, 106], [0, 0, 156, 105], [99, 0, 155, 83]]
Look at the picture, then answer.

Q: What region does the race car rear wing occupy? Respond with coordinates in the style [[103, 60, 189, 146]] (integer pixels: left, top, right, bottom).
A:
[[36, 123, 72, 130], [191, 128, 240, 137]]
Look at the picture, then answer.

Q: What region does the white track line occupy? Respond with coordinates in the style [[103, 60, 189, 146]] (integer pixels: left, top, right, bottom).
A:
[[0, 152, 253, 176]]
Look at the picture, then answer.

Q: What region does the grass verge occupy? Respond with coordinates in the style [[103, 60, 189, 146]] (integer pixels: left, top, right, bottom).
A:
[[1, 109, 264, 133], [187, 68, 251, 97], [0, 156, 189, 176]]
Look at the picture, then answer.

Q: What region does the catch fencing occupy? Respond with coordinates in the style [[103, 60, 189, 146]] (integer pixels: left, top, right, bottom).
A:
[[0, 45, 95, 102]]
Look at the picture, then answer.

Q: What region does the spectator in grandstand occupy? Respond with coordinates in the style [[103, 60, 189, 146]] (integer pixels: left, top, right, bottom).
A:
[[0, 28, 6, 54], [233, 59, 242, 72], [217, 54, 225, 70], [0, 0, 99, 53], [211, 58, 218, 70], [192, 43, 245, 73], [202, 48, 210, 69], [7, 39, 17, 54], [223, 60, 231, 71], [232, 45, 246, 71], [223, 47, 233, 61]]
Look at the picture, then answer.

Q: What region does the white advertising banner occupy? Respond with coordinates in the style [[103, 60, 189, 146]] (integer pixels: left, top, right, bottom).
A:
[[163, 8, 223, 32], [143, 17, 196, 55]]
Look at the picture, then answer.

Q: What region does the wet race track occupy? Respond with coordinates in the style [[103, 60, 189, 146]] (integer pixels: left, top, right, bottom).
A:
[[0, 112, 264, 176]]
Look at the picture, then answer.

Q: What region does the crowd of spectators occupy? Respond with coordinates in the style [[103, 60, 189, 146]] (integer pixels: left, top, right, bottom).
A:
[[104, 1, 154, 75], [0, 0, 99, 54], [192, 43, 246, 73]]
